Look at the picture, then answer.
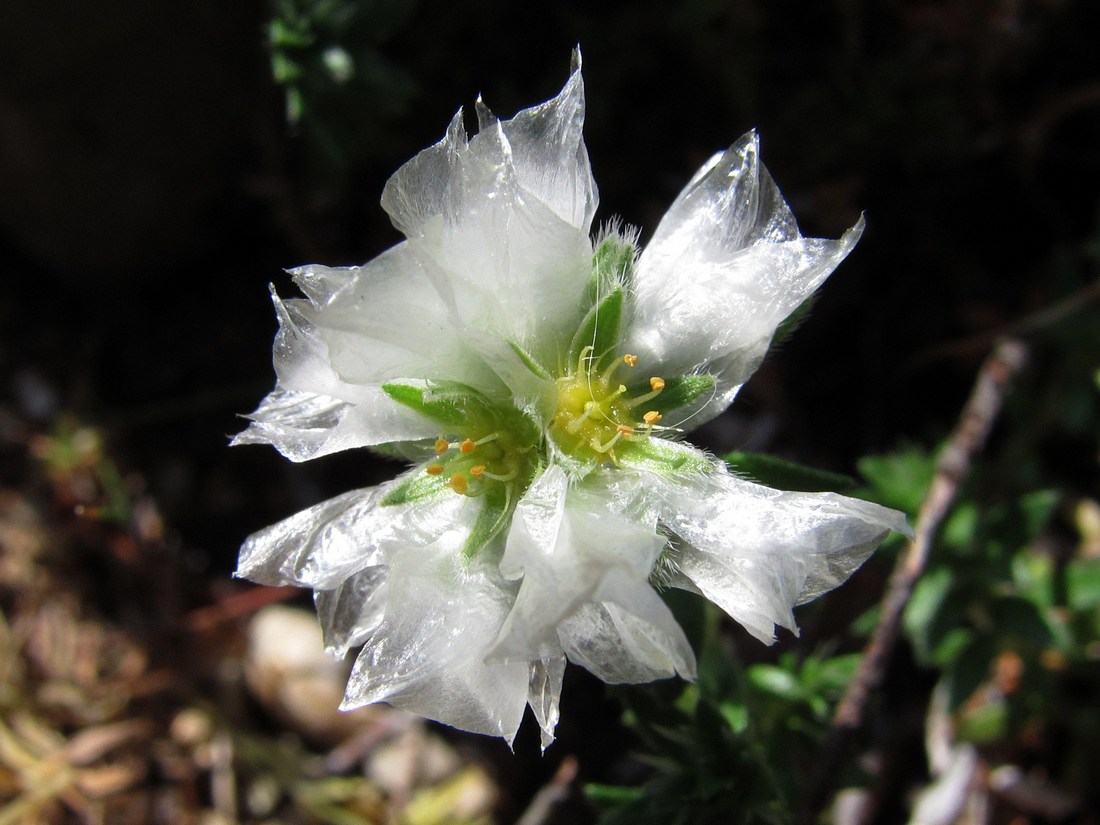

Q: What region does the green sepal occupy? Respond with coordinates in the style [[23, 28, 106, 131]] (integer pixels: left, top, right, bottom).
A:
[[507, 339, 552, 380], [569, 285, 624, 366], [629, 374, 717, 417], [723, 450, 855, 493], [381, 467, 447, 506], [773, 294, 818, 347], [588, 234, 636, 301], [618, 439, 711, 475], [382, 381, 490, 430], [462, 483, 511, 559]]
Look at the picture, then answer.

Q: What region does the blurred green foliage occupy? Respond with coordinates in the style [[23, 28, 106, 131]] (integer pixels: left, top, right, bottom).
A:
[[269, 0, 419, 169]]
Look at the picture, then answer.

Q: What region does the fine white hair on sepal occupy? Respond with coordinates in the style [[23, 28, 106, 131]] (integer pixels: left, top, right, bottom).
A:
[[593, 218, 641, 256]]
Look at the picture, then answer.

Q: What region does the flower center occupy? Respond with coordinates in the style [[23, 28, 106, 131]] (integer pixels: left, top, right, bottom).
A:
[[427, 426, 535, 499], [549, 346, 664, 465]]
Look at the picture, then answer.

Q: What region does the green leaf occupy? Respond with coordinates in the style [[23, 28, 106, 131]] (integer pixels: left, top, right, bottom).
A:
[[748, 665, 802, 702], [462, 484, 510, 559], [584, 783, 645, 805], [269, 19, 314, 49], [507, 340, 551, 380], [946, 636, 996, 710], [814, 655, 861, 692], [382, 381, 486, 429], [1067, 559, 1100, 611], [858, 447, 935, 513], [941, 502, 980, 550], [568, 285, 623, 365], [990, 596, 1055, 647], [381, 467, 446, 506], [957, 698, 1008, 744], [930, 628, 975, 668], [1016, 490, 1061, 542], [617, 439, 711, 475], [1012, 553, 1055, 609], [635, 374, 717, 418], [724, 451, 854, 493], [718, 701, 749, 734], [904, 566, 955, 662]]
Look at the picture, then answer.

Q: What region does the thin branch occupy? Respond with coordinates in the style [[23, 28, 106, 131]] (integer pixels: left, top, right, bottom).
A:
[[804, 337, 1028, 821], [909, 278, 1099, 368], [515, 756, 579, 825]]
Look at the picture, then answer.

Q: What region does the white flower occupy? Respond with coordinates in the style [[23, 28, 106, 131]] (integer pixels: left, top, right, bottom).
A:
[[234, 51, 908, 749]]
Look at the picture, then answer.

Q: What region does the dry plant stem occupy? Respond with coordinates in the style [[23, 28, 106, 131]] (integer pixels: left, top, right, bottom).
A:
[[515, 756, 578, 825], [806, 337, 1028, 820]]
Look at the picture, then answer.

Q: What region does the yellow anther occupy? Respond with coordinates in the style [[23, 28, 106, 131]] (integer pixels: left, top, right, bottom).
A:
[[426, 463, 444, 475], [650, 376, 666, 392], [470, 465, 486, 478], [448, 473, 469, 494], [434, 438, 449, 454], [616, 424, 635, 436], [623, 354, 639, 367], [643, 410, 662, 425], [460, 438, 476, 454]]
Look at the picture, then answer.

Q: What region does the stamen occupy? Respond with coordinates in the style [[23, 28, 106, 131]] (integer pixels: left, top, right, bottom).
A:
[[481, 467, 518, 482], [470, 465, 486, 478], [616, 424, 635, 436], [460, 438, 476, 454], [434, 438, 450, 454], [623, 354, 638, 367], [643, 411, 662, 425], [590, 429, 624, 453], [576, 345, 595, 373], [448, 473, 469, 494], [474, 433, 501, 446], [566, 401, 597, 434], [600, 355, 624, 384], [626, 376, 667, 408], [426, 463, 444, 475]]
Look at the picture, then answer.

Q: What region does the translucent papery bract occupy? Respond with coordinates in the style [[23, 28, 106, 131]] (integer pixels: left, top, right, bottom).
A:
[[651, 470, 908, 643], [342, 538, 529, 745], [292, 247, 506, 395], [556, 574, 696, 684], [236, 477, 467, 590], [232, 387, 438, 463], [381, 83, 593, 384], [381, 51, 595, 237], [232, 284, 446, 461], [495, 466, 695, 683], [494, 49, 598, 232], [314, 565, 388, 657], [409, 136, 592, 383], [627, 132, 864, 428], [527, 655, 566, 751]]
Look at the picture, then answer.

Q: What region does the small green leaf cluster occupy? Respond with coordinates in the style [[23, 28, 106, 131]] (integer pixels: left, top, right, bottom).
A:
[[589, 591, 861, 825], [856, 447, 1099, 750]]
